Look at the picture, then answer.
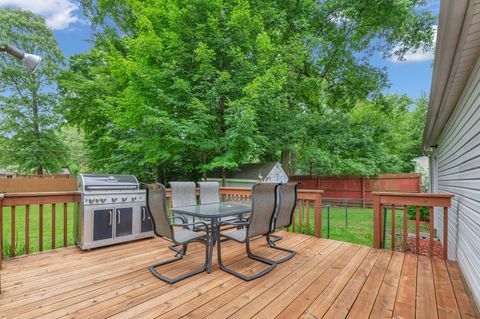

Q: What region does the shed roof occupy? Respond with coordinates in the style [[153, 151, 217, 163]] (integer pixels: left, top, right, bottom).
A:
[[206, 162, 279, 180]]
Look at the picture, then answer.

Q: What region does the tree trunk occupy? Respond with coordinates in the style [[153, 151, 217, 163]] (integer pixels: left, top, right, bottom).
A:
[[220, 95, 227, 187], [281, 150, 289, 174], [32, 91, 43, 175], [281, 149, 297, 175], [290, 150, 297, 175]]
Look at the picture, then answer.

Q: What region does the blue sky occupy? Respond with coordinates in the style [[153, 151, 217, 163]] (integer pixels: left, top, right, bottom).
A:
[[1, 0, 440, 100]]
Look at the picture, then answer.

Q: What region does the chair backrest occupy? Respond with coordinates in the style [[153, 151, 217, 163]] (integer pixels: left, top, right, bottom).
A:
[[273, 183, 298, 229], [143, 183, 173, 239], [248, 182, 280, 238], [198, 181, 220, 204], [170, 181, 196, 207]]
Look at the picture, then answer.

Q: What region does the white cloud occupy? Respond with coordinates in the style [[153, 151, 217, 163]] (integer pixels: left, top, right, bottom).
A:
[[391, 25, 438, 63], [399, 50, 435, 62], [0, 0, 80, 30]]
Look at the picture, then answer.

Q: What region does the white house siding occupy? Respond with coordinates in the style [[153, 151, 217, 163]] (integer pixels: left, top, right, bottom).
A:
[[435, 56, 480, 307]]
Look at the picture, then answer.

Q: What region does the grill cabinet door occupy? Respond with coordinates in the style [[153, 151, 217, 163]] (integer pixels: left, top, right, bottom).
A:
[[141, 206, 153, 232], [115, 207, 133, 237], [93, 209, 113, 241]]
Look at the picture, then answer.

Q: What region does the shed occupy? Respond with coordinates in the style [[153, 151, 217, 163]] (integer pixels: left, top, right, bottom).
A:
[[0, 168, 16, 179], [206, 162, 288, 187]]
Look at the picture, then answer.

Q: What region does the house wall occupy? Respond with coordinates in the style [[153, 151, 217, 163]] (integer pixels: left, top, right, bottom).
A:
[[434, 56, 480, 307]]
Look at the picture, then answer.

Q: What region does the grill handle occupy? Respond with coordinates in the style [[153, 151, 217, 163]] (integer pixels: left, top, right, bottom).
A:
[[142, 207, 145, 221], [117, 209, 121, 224], [109, 210, 112, 226]]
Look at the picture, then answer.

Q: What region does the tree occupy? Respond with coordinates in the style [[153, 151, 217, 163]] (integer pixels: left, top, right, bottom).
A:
[[0, 8, 66, 174], [296, 93, 428, 176], [60, 0, 435, 181]]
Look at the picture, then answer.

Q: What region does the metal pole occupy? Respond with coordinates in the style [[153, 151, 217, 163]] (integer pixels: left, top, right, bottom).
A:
[[383, 206, 387, 249], [345, 199, 348, 229], [327, 205, 330, 239]]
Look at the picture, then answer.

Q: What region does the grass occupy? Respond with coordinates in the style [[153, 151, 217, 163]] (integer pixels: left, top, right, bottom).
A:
[[290, 205, 431, 247], [1, 201, 432, 258], [2, 204, 77, 258]]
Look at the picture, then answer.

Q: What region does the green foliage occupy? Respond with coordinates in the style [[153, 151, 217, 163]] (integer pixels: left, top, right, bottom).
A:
[[0, 8, 67, 174], [407, 205, 430, 221], [296, 94, 428, 176], [59, 0, 435, 181]]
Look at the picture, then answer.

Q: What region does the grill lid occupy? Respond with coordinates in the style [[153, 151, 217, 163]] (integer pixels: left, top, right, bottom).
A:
[[79, 174, 139, 192]]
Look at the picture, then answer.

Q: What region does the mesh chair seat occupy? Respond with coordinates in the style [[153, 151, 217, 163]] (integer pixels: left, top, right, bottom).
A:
[[222, 229, 247, 243], [174, 229, 206, 244]]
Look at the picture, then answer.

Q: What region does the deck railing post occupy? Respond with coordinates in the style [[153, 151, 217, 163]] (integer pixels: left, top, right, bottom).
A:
[[313, 192, 322, 238]]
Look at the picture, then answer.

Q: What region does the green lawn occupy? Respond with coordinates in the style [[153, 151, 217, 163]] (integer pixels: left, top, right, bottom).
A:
[[1, 202, 431, 258], [2, 204, 77, 257], [289, 205, 431, 247]]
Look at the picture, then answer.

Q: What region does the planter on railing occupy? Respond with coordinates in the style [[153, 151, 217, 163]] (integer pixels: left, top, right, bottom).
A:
[[372, 192, 453, 259]]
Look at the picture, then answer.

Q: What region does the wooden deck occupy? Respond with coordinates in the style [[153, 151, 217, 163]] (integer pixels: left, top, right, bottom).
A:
[[0, 232, 477, 319]]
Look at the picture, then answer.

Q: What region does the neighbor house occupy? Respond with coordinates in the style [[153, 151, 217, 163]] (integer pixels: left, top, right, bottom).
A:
[[423, 0, 480, 306], [0, 168, 15, 179]]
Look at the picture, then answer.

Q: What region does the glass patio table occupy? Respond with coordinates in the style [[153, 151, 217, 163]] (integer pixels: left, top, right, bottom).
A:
[[171, 201, 251, 273]]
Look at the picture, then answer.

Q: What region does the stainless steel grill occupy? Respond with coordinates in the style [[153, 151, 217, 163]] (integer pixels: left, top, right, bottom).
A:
[[75, 174, 154, 250]]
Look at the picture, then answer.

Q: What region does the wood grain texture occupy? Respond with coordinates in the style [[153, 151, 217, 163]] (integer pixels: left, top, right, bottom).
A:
[[0, 232, 476, 319]]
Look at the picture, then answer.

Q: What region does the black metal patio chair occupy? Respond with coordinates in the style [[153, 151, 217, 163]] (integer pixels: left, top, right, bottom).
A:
[[216, 182, 280, 281], [266, 182, 299, 263], [143, 183, 209, 284]]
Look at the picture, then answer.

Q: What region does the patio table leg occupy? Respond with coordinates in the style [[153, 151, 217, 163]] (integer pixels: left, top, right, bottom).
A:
[[207, 217, 217, 273]]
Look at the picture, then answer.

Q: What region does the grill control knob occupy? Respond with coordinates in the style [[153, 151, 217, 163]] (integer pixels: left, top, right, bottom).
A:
[[95, 198, 100, 203], [132, 196, 137, 201], [112, 197, 117, 202], [88, 198, 95, 203], [122, 196, 128, 201], [100, 197, 107, 202]]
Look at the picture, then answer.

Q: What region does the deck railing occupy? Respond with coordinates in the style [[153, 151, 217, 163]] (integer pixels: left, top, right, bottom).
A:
[[165, 187, 324, 237], [0, 191, 81, 262], [372, 192, 453, 259], [0, 186, 323, 264]]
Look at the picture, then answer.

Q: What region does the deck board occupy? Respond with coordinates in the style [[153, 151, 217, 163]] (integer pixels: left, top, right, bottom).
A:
[[0, 231, 477, 319]]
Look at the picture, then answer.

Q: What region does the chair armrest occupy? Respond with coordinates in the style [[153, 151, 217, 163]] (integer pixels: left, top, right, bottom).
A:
[[171, 216, 187, 223], [218, 220, 249, 228]]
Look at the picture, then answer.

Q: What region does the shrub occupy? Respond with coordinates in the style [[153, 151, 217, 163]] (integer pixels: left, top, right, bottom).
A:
[[407, 205, 430, 221]]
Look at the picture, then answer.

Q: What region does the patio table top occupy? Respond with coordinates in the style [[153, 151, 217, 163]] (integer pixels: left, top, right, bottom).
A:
[[170, 201, 251, 219]]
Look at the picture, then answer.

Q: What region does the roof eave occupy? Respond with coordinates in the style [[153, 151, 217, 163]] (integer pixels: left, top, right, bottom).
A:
[[423, 0, 469, 151]]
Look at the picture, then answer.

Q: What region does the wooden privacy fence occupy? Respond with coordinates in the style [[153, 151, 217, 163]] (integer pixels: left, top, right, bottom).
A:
[[373, 192, 454, 259], [290, 174, 422, 207]]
